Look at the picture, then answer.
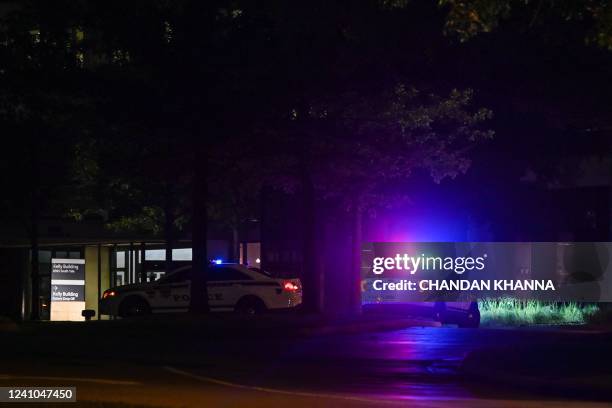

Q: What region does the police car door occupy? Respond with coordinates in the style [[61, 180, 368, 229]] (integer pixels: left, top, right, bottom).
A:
[[207, 266, 251, 311], [150, 268, 191, 313]]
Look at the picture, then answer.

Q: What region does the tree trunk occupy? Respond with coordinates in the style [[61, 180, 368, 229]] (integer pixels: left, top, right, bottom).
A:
[[231, 225, 239, 263], [349, 199, 363, 315], [29, 137, 41, 321], [30, 211, 40, 320], [300, 156, 321, 314], [190, 154, 209, 313], [164, 189, 175, 275], [259, 186, 267, 270]]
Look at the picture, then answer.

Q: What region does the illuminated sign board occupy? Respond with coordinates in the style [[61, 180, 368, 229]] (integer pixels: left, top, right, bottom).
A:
[[50, 259, 85, 321]]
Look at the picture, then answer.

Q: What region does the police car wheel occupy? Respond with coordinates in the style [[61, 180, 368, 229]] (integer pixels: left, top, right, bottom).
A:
[[235, 297, 266, 315], [119, 297, 151, 318]]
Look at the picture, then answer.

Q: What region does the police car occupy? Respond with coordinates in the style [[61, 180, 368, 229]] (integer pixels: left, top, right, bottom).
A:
[[99, 263, 302, 317], [362, 278, 480, 327], [362, 299, 480, 328]]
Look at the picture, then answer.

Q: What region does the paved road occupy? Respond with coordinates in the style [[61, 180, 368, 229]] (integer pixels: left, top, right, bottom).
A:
[[1, 326, 611, 407]]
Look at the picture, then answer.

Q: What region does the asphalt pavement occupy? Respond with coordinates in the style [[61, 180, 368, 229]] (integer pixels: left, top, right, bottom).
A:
[[1, 323, 611, 407]]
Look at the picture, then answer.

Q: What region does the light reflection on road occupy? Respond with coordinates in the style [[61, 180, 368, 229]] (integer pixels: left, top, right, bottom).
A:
[[263, 327, 602, 400]]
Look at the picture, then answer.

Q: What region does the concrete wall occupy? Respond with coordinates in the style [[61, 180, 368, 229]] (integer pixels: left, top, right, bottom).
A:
[[84, 246, 110, 318]]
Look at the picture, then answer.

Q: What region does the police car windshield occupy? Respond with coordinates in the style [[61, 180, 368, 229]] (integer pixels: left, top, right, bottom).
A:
[[247, 267, 272, 277], [161, 264, 270, 282], [210, 263, 271, 277]]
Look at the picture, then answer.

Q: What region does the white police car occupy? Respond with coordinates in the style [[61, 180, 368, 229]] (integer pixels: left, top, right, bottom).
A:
[[100, 263, 302, 317]]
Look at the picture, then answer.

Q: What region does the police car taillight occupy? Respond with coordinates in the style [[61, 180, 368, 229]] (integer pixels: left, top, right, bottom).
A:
[[283, 281, 299, 292], [102, 290, 116, 299]]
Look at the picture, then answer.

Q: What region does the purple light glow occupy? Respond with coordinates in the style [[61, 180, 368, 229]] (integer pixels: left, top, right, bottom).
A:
[[365, 209, 466, 243]]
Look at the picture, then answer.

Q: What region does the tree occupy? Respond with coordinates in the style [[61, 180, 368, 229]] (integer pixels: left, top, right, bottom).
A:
[[265, 84, 493, 313], [2, 0, 497, 318], [0, 2, 102, 318], [207, 142, 265, 263], [193, 0, 496, 313], [439, 0, 612, 49], [54, 0, 245, 312], [71, 120, 193, 281]]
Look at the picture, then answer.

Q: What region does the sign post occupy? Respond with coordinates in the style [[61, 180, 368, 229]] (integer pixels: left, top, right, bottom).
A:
[[50, 259, 86, 321]]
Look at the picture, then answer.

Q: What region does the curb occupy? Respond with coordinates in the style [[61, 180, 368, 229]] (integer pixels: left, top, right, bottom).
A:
[[4, 316, 440, 337]]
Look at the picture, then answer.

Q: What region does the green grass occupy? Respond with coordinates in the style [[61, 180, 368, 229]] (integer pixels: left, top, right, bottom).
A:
[[478, 298, 599, 326]]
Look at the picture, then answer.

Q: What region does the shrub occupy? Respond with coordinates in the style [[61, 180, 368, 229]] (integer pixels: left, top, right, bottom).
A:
[[478, 298, 598, 326]]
